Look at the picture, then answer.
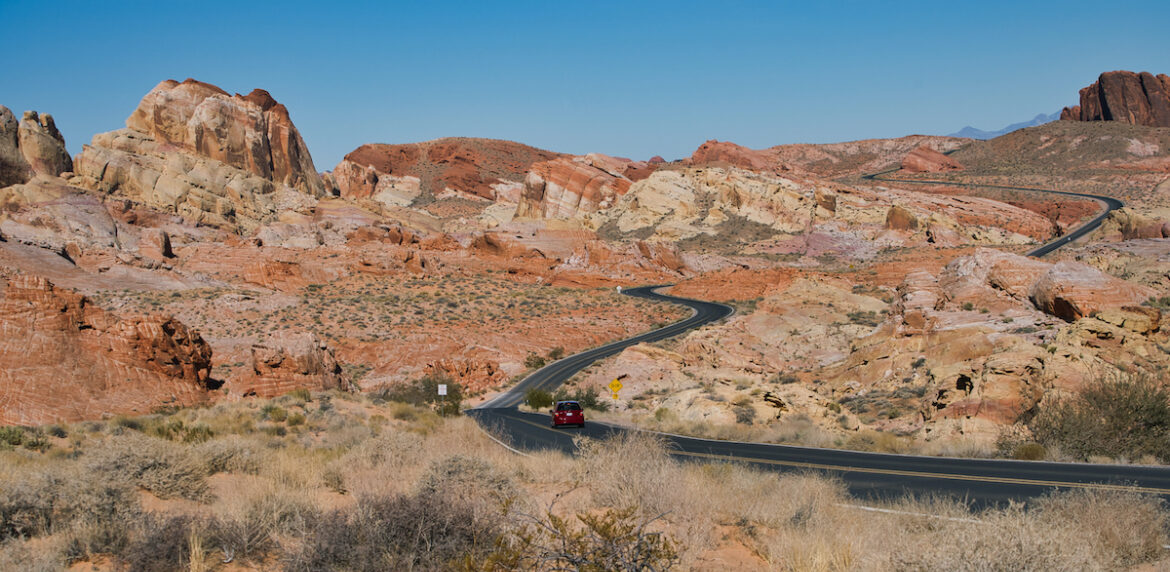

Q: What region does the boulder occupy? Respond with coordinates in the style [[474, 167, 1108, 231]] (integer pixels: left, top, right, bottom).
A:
[[1029, 261, 1157, 321], [686, 139, 779, 172], [885, 205, 919, 230]]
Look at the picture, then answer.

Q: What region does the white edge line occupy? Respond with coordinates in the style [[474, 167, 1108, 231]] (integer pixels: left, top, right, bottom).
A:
[[471, 417, 532, 457], [836, 503, 984, 524]]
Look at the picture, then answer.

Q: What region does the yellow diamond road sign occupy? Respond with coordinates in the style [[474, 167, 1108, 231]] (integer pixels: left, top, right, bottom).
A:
[[608, 378, 623, 394]]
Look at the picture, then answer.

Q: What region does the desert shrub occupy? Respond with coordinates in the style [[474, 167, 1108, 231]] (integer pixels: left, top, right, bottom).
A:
[[0, 466, 140, 542], [1033, 489, 1168, 566], [0, 537, 65, 572], [116, 513, 211, 572], [195, 436, 262, 475], [287, 412, 306, 427], [261, 404, 288, 423], [1011, 442, 1047, 460], [846, 310, 881, 327], [214, 489, 316, 563], [372, 374, 464, 417], [0, 426, 23, 448], [82, 433, 209, 501], [575, 432, 679, 516], [525, 388, 554, 410], [553, 386, 609, 412], [288, 388, 313, 402], [482, 507, 678, 572], [46, 425, 67, 439], [524, 352, 547, 369], [416, 455, 517, 515], [844, 430, 909, 454], [733, 403, 756, 424], [547, 346, 565, 361], [1031, 374, 1170, 461], [287, 493, 497, 572]]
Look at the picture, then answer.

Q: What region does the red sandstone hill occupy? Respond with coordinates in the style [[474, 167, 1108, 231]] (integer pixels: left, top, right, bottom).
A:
[[330, 138, 566, 201], [1061, 70, 1170, 128]]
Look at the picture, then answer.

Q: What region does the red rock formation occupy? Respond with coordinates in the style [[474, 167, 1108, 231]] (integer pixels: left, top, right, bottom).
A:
[[687, 140, 780, 172], [333, 138, 563, 201], [1061, 70, 1170, 127], [235, 330, 348, 397], [0, 275, 213, 425], [125, 79, 323, 194], [423, 358, 508, 393], [901, 145, 963, 173]]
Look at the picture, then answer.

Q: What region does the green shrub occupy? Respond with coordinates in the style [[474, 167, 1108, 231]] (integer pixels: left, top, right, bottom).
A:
[[261, 405, 288, 423], [372, 375, 464, 417], [1031, 374, 1170, 462], [0, 426, 24, 448], [288, 388, 313, 402], [547, 347, 565, 361], [1012, 442, 1048, 460], [525, 388, 554, 410], [524, 352, 547, 369]]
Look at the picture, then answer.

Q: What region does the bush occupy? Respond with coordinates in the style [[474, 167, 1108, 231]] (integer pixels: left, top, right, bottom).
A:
[[116, 513, 210, 572], [525, 388, 554, 410], [524, 352, 547, 369], [82, 433, 209, 501], [547, 347, 565, 361], [485, 507, 679, 571], [0, 426, 23, 448], [1031, 374, 1170, 461], [553, 386, 610, 412], [372, 375, 464, 417], [287, 493, 497, 572]]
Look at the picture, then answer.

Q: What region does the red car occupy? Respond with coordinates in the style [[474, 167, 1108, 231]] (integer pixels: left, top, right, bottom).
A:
[[550, 400, 585, 428]]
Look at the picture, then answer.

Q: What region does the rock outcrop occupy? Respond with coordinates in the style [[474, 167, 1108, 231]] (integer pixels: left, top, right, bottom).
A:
[[236, 330, 348, 397], [901, 145, 963, 173], [0, 106, 72, 187], [515, 155, 639, 219], [1061, 70, 1170, 127], [0, 275, 213, 425], [332, 138, 563, 204], [1029, 261, 1156, 321], [73, 79, 323, 233], [687, 139, 781, 172]]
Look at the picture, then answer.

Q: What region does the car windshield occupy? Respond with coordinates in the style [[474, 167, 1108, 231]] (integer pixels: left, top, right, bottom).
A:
[[557, 402, 582, 412]]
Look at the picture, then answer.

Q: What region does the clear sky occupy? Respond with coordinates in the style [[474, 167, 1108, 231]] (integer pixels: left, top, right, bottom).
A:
[[3, 0, 1168, 170]]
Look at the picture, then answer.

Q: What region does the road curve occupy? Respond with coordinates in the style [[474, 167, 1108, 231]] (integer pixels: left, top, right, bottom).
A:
[[861, 168, 1124, 257], [477, 285, 733, 409], [471, 286, 1170, 506]]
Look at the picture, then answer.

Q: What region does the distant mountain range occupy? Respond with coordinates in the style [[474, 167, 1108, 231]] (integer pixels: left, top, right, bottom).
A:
[[949, 112, 1061, 140]]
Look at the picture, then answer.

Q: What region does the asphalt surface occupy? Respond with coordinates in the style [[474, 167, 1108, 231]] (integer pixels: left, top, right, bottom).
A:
[[470, 176, 1164, 507], [477, 285, 733, 409], [861, 168, 1124, 257], [471, 287, 1170, 506]]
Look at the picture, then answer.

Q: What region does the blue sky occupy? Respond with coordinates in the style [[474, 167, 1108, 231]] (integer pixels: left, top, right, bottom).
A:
[[2, 0, 1168, 169]]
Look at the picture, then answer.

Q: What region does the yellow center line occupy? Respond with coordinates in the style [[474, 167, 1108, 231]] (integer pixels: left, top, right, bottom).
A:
[[499, 413, 1170, 495]]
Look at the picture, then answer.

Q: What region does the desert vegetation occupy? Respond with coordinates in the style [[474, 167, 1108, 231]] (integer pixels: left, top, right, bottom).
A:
[[1, 390, 1168, 571]]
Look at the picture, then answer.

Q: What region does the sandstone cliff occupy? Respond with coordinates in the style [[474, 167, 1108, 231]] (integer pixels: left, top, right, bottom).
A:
[[1061, 70, 1170, 127], [0, 275, 213, 425], [74, 79, 323, 233]]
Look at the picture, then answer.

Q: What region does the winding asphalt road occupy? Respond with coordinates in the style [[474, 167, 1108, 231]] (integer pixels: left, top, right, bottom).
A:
[[861, 168, 1124, 257], [470, 173, 1169, 506]]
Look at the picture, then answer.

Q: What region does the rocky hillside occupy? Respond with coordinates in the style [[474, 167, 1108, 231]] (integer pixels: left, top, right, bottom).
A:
[[0, 106, 71, 187], [1061, 70, 1170, 128]]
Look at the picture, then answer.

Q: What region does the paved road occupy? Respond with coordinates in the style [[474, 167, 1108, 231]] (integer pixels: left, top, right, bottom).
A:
[[861, 168, 1124, 257], [471, 287, 1170, 506], [478, 285, 733, 408]]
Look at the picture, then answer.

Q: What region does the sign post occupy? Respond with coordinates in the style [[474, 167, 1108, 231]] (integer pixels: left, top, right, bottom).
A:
[[608, 378, 623, 400]]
